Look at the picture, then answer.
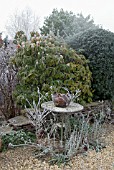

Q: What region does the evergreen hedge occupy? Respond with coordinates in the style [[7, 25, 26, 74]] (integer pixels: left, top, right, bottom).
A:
[[67, 28, 114, 100]]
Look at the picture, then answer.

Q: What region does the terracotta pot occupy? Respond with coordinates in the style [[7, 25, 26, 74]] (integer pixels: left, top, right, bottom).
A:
[[52, 93, 71, 108]]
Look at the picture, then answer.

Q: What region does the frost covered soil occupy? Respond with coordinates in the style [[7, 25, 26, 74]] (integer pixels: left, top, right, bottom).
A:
[[0, 123, 114, 170]]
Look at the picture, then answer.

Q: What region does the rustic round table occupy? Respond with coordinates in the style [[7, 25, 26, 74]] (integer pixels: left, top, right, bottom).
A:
[[41, 101, 84, 146], [41, 101, 83, 114]]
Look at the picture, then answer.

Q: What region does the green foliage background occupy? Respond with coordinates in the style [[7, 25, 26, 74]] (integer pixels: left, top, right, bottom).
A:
[[67, 28, 114, 100], [12, 32, 93, 106]]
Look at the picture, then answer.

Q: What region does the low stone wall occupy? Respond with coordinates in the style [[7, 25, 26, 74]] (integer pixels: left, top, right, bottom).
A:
[[5, 101, 112, 132], [76, 100, 113, 123]]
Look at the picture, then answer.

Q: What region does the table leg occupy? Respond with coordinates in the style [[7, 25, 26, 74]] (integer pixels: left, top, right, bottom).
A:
[[60, 117, 63, 147]]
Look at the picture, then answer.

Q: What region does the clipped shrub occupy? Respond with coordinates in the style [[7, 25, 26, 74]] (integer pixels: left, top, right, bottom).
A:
[[67, 28, 114, 100], [12, 32, 93, 106]]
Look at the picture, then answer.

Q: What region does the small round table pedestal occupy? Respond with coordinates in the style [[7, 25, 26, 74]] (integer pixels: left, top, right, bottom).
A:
[[41, 101, 84, 147]]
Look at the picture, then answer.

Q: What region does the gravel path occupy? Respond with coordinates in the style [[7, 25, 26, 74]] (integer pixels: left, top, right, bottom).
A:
[[0, 123, 114, 170]]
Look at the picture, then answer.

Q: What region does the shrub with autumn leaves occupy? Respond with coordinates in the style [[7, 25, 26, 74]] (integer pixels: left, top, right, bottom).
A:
[[11, 32, 93, 106]]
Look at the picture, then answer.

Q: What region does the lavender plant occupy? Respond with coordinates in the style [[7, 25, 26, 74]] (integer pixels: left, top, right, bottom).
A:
[[25, 88, 51, 142], [65, 111, 105, 158]]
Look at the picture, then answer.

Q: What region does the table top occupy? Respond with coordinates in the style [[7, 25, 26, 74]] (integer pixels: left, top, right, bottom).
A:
[[41, 101, 83, 113]]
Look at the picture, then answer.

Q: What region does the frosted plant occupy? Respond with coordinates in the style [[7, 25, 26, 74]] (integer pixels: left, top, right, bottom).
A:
[[62, 87, 81, 102], [25, 87, 51, 140]]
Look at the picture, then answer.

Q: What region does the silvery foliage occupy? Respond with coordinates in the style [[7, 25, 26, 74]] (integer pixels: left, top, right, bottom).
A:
[[25, 88, 51, 136], [62, 87, 81, 102]]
